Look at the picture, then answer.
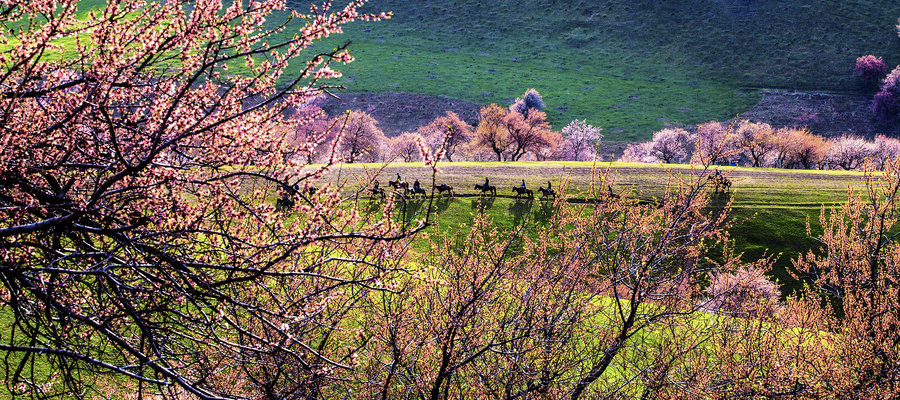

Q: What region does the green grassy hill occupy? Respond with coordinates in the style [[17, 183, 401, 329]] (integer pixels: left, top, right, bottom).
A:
[[292, 0, 900, 140]]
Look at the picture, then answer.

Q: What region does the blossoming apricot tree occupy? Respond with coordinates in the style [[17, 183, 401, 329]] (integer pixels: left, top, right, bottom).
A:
[[0, 0, 412, 398]]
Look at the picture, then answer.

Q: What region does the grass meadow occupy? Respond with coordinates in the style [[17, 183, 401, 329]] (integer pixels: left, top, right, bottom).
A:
[[285, 0, 900, 140], [318, 161, 867, 295], [43, 1, 900, 140]]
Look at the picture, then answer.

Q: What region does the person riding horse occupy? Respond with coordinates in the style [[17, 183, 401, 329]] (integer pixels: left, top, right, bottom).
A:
[[407, 178, 427, 197], [484, 177, 489, 187], [369, 180, 385, 199], [521, 179, 527, 190]]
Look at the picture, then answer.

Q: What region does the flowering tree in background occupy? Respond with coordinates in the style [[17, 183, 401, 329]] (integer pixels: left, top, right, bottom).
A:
[[472, 104, 513, 161], [290, 105, 336, 164], [509, 88, 545, 118], [692, 121, 741, 165], [337, 110, 386, 162], [389, 132, 424, 162], [504, 108, 558, 161], [0, 0, 409, 398], [854, 55, 888, 82], [416, 111, 472, 161], [558, 119, 603, 161], [827, 135, 876, 170], [873, 66, 900, 125], [649, 128, 693, 164], [735, 120, 776, 167], [873, 135, 900, 168], [783, 127, 829, 169], [620, 141, 657, 163]]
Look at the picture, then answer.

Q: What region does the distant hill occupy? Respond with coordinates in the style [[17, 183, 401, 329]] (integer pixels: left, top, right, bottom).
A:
[[292, 0, 900, 140], [65, 1, 900, 140]]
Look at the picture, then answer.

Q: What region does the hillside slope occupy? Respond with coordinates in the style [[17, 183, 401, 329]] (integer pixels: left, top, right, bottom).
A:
[[293, 0, 900, 140]]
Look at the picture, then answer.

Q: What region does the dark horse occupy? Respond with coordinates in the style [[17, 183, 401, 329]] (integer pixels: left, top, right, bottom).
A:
[[538, 186, 555, 199], [275, 183, 298, 211], [369, 186, 385, 199], [474, 183, 497, 196], [512, 186, 533, 199], [708, 172, 731, 192], [389, 179, 409, 191], [435, 184, 454, 197]]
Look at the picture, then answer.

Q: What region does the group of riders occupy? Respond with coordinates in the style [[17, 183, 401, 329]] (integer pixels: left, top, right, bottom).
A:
[[371, 174, 552, 197], [280, 174, 558, 210]]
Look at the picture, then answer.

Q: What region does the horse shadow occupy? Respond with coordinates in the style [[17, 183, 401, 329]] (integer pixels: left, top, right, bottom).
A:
[[508, 198, 534, 225], [471, 196, 495, 213], [397, 197, 427, 227], [532, 199, 556, 224], [434, 197, 453, 215]]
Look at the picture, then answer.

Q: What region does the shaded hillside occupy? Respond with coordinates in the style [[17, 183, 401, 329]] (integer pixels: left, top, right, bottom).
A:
[[317, 92, 481, 136]]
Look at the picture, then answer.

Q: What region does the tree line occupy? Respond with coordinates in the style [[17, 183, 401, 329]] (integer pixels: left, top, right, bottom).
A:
[[622, 119, 900, 170], [289, 89, 602, 164]]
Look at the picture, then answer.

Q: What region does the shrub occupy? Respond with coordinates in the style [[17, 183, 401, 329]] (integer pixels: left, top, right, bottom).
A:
[[510, 88, 545, 117], [706, 266, 781, 317], [854, 55, 888, 81], [872, 66, 900, 125]]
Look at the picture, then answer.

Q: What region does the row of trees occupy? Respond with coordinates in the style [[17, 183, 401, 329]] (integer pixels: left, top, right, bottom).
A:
[[621, 119, 900, 170], [290, 91, 603, 163]]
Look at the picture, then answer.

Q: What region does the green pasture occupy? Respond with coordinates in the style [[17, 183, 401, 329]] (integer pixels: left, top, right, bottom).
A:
[[42, 0, 900, 140], [289, 0, 900, 140], [318, 161, 869, 295]]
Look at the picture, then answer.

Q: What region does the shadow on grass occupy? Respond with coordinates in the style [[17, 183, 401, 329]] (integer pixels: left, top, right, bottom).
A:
[[471, 196, 495, 213], [508, 198, 533, 225]]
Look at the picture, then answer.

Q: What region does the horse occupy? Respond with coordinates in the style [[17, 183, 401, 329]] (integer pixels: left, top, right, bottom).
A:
[[389, 179, 409, 191], [474, 183, 496, 197], [276, 182, 301, 211], [369, 186, 385, 199], [407, 185, 427, 198], [708, 173, 731, 192], [538, 186, 555, 198], [512, 186, 533, 199], [435, 184, 454, 197], [275, 196, 294, 211]]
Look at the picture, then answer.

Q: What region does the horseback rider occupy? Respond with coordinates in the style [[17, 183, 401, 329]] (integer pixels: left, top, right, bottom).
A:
[[373, 180, 380, 190], [547, 181, 552, 191], [396, 172, 402, 182], [484, 177, 489, 187], [520, 179, 526, 190], [413, 179, 421, 191]]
